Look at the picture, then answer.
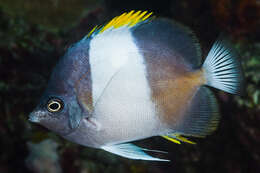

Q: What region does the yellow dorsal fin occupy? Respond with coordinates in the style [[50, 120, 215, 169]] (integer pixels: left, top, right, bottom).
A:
[[87, 10, 153, 37], [162, 134, 196, 144], [87, 25, 98, 37], [129, 11, 147, 26]]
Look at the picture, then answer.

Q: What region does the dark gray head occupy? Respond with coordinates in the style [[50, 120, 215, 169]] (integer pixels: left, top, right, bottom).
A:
[[29, 38, 93, 136]]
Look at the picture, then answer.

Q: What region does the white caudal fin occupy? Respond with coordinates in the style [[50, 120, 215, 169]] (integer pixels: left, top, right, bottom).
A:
[[101, 143, 169, 161], [202, 39, 244, 95]]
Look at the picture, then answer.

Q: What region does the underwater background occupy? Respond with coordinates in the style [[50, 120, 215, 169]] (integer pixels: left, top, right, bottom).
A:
[[0, 0, 259, 172]]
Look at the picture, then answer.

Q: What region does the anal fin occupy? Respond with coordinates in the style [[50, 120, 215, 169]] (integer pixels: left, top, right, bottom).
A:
[[174, 86, 220, 137], [162, 134, 196, 144], [101, 143, 169, 161], [162, 135, 181, 144]]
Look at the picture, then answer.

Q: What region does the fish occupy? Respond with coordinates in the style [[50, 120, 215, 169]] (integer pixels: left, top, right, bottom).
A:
[[29, 10, 244, 161]]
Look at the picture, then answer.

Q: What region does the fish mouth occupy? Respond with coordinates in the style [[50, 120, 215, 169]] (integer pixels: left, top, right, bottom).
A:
[[28, 112, 40, 123]]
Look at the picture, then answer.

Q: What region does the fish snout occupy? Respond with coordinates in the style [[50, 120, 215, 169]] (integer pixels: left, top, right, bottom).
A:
[[28, 110, 46, 123]]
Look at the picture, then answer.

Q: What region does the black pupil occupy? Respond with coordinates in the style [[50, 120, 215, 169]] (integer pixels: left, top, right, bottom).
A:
[[50, 102, 59, 110]]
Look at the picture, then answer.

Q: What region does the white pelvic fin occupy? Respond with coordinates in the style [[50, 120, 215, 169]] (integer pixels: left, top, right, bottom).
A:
[[101, 143, 169, 161], [202, 39, 244, 95]]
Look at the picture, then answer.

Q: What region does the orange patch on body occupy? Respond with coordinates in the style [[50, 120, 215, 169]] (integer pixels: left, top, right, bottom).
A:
[[153, 69, 205, 127]]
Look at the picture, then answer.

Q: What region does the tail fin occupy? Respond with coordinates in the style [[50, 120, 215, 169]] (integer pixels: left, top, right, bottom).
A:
[[202, 39, 244, 95]]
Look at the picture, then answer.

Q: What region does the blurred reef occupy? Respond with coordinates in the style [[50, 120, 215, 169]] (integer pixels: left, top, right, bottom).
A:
[[0, 0, 259, 173]]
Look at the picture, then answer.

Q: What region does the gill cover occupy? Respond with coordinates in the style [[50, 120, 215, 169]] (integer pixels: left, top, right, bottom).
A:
[[68, 99, 84, 129]]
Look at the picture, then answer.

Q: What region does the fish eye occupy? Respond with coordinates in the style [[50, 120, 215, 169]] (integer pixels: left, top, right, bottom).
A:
[[47, 98, 63, 113]]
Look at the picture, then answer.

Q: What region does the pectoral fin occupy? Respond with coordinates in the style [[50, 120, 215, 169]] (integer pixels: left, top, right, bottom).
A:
[[101, 143, 169, 161]]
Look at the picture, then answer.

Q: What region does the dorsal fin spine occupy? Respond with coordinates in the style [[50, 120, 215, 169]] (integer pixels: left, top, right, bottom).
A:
[[130, 11, 147, 26], [87, 10, 153, 37]]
